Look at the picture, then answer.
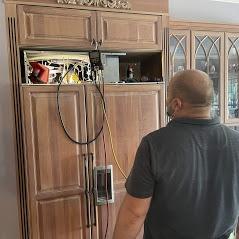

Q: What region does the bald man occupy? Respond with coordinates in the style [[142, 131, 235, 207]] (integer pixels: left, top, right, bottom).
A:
[[113, 70, 239, 239]]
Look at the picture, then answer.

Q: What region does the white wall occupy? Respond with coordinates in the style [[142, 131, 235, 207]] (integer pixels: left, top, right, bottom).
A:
[[0, 1, 20, 239], [169, 0, 239, 24]]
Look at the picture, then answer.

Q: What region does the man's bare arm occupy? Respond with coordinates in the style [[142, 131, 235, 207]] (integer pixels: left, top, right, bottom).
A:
[[113, 193, 151, 239]]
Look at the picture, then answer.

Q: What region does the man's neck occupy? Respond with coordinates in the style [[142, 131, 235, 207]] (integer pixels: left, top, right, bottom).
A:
[[174, 110, 211, 120]]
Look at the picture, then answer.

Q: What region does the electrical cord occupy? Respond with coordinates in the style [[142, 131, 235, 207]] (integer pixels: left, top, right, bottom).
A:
[[102, 131, 109, 239], [97, 69, 109, 239], [57, 62, 126, 239], [101, 102, 127, 180], [57, 63, 125, 178], [57, 65, 105, 145], [96, 70, 127, 179]]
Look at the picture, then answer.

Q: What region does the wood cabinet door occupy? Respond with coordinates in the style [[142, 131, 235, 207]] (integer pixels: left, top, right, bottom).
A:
[[225, 33, 239, 124], [21, 85, 90, 239], [169, 29, 191, 77], [97, 12, 162, 50], [85, 83, 165, 239], [191, 31, 225, 121], [18, 5, 97, 48]]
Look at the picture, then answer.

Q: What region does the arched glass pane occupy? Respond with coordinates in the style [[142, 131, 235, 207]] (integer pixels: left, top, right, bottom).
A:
[[170, 35, 187, 76], [232, 37, 239, 49], [204, 37, 214, 54], [212, 36, 220, 50], [195, 35, 221, 117], [174, 43, 186, 74], [228, 38, 239, 119], [170, 35, 177, 53], [209, 57, 220, 117], [196, 45, 207, 72], [195, 37, 200, 49]]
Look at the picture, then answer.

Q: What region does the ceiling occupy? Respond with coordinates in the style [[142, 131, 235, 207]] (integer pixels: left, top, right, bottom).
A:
[[169, 0, 239, 24]]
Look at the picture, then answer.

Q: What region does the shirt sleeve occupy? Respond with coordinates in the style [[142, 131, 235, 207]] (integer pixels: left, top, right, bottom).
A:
[[125, 137, 155, 198]]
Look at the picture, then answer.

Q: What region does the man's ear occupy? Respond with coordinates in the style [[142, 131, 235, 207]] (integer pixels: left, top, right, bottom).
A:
[[172, 98, 182, 111]]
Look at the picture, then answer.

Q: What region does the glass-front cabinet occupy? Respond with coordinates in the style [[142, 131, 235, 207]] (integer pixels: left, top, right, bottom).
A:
[[169, 30, 190, 77], [225, 33, 239, 123], [191, 31, 224, 120]]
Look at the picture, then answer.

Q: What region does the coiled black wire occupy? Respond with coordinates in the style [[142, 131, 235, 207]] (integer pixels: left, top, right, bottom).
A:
[[56, 65, 106, 145]]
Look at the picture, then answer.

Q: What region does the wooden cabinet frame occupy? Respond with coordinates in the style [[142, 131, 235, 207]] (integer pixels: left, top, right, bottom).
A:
[[169, 21, 239, 124], [17, 4, 165, 50], [5, 1, 168, 238]]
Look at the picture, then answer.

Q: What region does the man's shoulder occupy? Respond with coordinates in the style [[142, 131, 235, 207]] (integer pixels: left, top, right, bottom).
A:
[[144, 126, 173, 143], [220, 124, 239, 138]]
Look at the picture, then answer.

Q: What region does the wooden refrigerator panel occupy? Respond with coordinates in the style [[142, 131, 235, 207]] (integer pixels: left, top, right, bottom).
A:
[[21, 85, 90, 239], [85, 83, 165, 239]]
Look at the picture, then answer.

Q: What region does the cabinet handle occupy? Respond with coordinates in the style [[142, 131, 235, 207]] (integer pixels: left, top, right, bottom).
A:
[[91, 39, 102, 50], [91, 38, 96, 46], [98, 39, 103, 46], [83, 154, 91, 228], [90, 153, 97, 226]]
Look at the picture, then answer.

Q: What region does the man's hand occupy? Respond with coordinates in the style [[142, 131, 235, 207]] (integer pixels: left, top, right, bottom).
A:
[[113, 193, 151, 239]]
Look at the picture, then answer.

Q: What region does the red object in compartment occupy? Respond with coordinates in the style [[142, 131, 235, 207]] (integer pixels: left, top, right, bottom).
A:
[[30, 62, 49, 84]]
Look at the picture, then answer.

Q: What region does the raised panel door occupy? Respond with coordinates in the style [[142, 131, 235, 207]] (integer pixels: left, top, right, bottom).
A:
[[85, 84, 165, 239], [191, 31, 224, 120], [97, 12, 162, 50], [17, 5, 97, 48], [21, 85, 90, 239]]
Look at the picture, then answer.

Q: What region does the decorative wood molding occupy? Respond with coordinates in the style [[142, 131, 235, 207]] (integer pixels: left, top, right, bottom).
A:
[[169, 20, 239, 33], [57, 0, 131, 10], [5, 3, 29, 239]]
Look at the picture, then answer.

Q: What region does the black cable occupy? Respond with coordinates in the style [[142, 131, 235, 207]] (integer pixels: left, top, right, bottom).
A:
[[57, 65, 106, 145], [101, 71, 109, 239], [103, 128, 109, 239], [57, 65, 109, 237]]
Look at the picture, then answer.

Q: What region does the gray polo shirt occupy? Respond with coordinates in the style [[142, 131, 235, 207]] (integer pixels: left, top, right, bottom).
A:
[[126, 118, 239, 239]]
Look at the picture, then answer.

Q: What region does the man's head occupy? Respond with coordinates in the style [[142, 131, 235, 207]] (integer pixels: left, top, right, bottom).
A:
[[167, 70, 214, 119]]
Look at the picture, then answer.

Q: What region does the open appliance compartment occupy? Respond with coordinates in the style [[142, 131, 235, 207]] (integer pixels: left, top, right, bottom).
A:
[[22, 50, 91, 84], [21, 50, 163, 84]]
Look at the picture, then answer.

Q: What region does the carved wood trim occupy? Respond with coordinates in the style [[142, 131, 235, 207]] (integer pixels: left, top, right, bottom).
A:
[[57, 0, 131, 10], [5, 0, 169, 16]]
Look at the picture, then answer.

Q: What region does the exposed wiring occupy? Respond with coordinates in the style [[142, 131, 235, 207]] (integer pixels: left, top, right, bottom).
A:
[[102, 103, 127, 179], [99, 89, 127, 180], [57, 64, 105, 145], [57, 61, 126, 177], [57, 58, 126, 239]]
